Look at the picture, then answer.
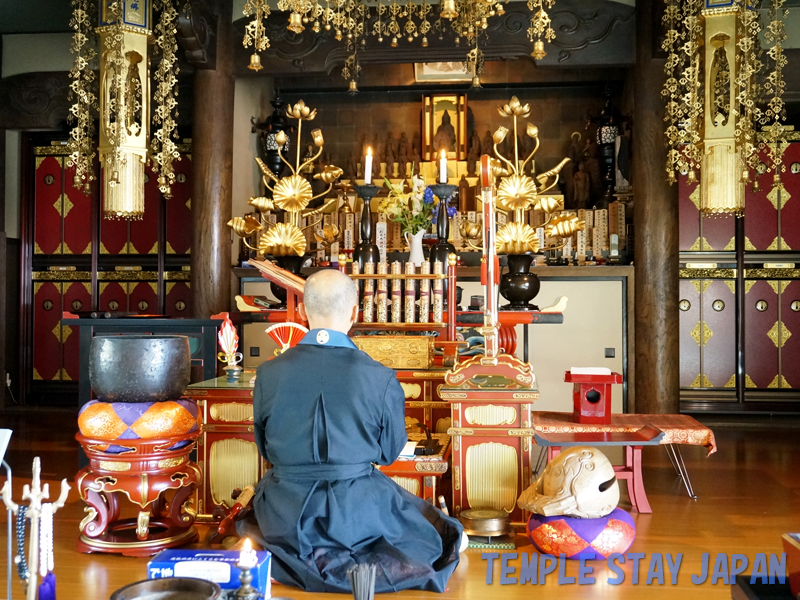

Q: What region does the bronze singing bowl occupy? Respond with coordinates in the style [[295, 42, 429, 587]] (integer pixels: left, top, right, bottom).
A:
[[89, 335, 191, 402], [110, 577, 222, 600], [458, 509, 513, 537]]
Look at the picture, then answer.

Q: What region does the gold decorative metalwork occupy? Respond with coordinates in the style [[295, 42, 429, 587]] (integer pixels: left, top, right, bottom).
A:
[[679, 268, 737, 279], [745, 269, 800, 279], [745, 374, 757, 388], [243, 0, 270, 71], [464, 405, 516, 426], [767, 321, 790, 349], [496, 221, 540, 255], [258, 222, 308, 257], [400, 383, 422, 399], [209, 403, 254, 423], [67, 0, 98, 194], [527, 0, 554, 59], [690, 321, 712, 347], [689, 280, 712, 294], [150, 0, 181, 198], [209, 438, 260, 508], [98, 461, 132, 472], [415, 462, 448, 473], [768, 374, 790, 388], [689, 374, 713, 388], [157, 456, 186, 469], [465, 442, 518, 512]]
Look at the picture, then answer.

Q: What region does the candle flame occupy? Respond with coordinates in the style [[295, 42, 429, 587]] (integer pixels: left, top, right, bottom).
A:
[[243, 538, 252, 552], [440, 149, 446, 159], [367, 146, 372, 156]]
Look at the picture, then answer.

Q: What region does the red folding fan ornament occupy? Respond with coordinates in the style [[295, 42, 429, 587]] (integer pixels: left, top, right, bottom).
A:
[[265, 322, 309, 356]]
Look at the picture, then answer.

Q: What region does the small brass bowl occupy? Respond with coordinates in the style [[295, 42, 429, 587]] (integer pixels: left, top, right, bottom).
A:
[[458, 509, 513, 538]]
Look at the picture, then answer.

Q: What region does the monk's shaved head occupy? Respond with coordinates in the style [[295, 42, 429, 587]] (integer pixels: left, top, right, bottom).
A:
[[302, 269, 358, 320]]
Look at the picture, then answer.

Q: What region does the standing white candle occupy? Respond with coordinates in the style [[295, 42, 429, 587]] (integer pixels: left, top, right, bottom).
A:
[[364, 147, 373, 184], [439, 149, 447, 183], [239, 538, 258, 569]]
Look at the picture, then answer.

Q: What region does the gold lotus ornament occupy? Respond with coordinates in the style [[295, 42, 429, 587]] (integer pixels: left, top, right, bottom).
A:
[[228, 215, 263, 237], [314, 165, 344, 185], [498, 96, 531, 118], [493, 126, 509, 145], [248, 196, 275, 212], [532, 195, 563, 214], [273, 174, 314, 212], [286, 100, 316, 121], [496, 222, 540, 254], [497, 174, 538, 211], [460, 219, 482, 240], [259, 222, 307, 257], [314, 223, 341, 249], [545, 214, 585, 238]]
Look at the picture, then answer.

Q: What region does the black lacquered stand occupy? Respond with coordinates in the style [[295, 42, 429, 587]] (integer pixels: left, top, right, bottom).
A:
[[429, 183, 458, 266], [352, 184, 382, 270]]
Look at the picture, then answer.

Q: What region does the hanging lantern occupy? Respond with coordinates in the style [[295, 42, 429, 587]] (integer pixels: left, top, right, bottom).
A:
[[97, 0, 152, 220]]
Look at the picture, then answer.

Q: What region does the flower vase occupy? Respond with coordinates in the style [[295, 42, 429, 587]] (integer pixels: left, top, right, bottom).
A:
[[499, 254, 541, 310], [404, 230, 426, 267]]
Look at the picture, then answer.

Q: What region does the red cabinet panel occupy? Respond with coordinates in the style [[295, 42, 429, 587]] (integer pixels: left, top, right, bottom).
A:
[[128, 281, 159, 314], [34, 156, 63, 255], [62, 282, 92, 380], [32, 282, 63, 381], [745, 152, 779, 251], [702, 280, 736, 388], [703, 215, 735, 253], [779, 280, 800, 389], [679, 279, 702, 387], [98, 281, 128, 312], [166, 154, 192, 255], [744, 280, 780, 388], [62, 162, 93, 255], [778, 143, 800, 250], [165, 281, 191, 317], [678, 176, 700, 251], [100, 199, 129, 255]]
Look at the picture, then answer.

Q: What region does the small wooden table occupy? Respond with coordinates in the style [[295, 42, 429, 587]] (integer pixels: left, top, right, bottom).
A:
[[378, 433, 451, 504], [531, 412, 717, 514]]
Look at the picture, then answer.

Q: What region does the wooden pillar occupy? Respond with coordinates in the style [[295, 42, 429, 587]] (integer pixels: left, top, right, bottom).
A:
[[632, 0, 680, 414], [191, 0, 234, 318]]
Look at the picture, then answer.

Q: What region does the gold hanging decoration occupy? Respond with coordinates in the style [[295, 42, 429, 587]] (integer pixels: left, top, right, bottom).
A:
[[150, 0, 181, 199], [527, 0, 555, 59], [97, 0, 152, 220], [243, 0, 271, 71], [67, 0, 98, 194]]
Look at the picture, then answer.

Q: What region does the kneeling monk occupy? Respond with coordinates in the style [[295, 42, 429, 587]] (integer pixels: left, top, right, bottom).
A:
[[239, 269, 463, 593]]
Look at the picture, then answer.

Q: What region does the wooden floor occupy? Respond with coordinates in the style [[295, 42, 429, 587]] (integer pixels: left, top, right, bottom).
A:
[[1, 409, 798, 599]]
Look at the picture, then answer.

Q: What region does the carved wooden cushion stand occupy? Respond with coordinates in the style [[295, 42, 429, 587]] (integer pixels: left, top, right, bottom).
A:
[[75, 432, 201, 557]]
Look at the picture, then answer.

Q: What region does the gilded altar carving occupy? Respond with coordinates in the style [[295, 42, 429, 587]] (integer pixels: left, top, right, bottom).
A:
[[210, 403, 254, 422], [465, 442, 518, 513], [464, 405, 516, 426]]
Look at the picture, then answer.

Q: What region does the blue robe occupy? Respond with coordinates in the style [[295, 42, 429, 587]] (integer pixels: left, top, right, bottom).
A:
[[239, 328, 463, 593]]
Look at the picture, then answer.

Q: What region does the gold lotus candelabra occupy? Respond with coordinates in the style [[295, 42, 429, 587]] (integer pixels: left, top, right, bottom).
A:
[[662, 0, 790, 216], [462, 96, 583, 254], [228, 100, 343, 257]]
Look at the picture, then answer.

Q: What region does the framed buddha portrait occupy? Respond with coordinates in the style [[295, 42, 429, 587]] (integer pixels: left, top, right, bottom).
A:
[[422, 93, 467, 161]]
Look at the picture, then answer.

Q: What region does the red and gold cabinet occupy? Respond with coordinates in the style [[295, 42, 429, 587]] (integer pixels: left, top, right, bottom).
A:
[[746, 144, 800, 251], [165, 281, 192, 317], [744, 278, 799, 390], [166, 154, 192, 255], [679, 278, 737, 390], [442, 389, 537, 525], [678, 175, 735, 252], [396, 370, 451, 433]]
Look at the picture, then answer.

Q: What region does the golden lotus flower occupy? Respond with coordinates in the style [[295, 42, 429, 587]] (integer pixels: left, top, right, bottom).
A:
[[545, 214, 585, 238], [227, 215, 263, 237], [487, 158, 509, 179], [286, 100, 317, 121], [532, 195, 563, 213], [259, 222, 307, 256], [273, 174, 313, 212], [536, 158, 571, 190], [496, 222, 539, 254], [493, 126, 508, 145], [527, 123, 539, 138], [249, 196, 275, 212], [314, 223, 340, 246], [311, 129, 324, 147], [497, 174, 538, 211], [498, 96, 531, 118], [255, 157, 278, 183], [274, 131, 288, 147], [313, 165, 344, 185], [460, 219, 482, 240]]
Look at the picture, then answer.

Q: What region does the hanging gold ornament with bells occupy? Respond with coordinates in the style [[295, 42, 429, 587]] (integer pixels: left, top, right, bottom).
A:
[[662, 0, 790, 217], [227, 101, 344, 257]]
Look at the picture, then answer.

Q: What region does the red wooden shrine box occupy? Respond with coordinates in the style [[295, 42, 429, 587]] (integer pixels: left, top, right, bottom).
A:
[[565, 371, 623, 424]]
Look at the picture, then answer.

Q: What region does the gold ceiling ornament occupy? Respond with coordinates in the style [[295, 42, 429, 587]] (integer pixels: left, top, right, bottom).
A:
[[496, 221, 540, 255], [243, 0, 271, 71], [97, 0, 152, 220], [527, 0, 555, 60], [150, 0, 181, 199], [662, 0, 790, 216], [258, 222, 308, 257], [66, 0, 98, 194], [229, 100, 343, 256]]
